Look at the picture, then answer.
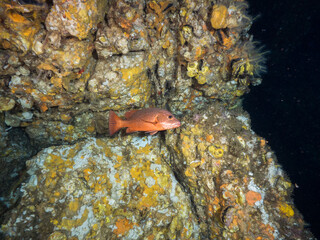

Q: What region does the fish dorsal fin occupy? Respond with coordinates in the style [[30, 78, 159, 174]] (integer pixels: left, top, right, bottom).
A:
[[125, 109, 138, 119]]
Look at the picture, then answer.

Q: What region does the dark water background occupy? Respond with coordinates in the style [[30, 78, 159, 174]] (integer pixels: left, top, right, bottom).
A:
[[245, 0, 320, 238]]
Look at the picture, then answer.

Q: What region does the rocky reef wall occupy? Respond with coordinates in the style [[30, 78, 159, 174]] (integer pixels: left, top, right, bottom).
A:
[[0, 0, 314, 239]]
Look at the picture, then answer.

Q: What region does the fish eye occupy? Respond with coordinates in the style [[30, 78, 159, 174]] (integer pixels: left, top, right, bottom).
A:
[[168, 115, 173, 119]]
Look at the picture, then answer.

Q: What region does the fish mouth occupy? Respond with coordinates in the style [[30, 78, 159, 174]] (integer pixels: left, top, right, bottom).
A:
[[172, 121, 181, 128], [161, 121, 181, 129]]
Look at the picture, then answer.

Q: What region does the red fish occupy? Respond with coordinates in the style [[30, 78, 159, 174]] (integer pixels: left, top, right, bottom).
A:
[[109, 108, 181, 136]]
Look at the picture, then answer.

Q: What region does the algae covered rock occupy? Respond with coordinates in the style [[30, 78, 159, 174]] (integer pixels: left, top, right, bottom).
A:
[[1, 136, 199, 239]]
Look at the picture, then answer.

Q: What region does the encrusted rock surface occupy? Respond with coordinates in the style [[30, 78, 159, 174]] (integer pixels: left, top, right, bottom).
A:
[[1, 103, 313, 239], [2, 136, 199, 239], [0, 0, 314, 239], [166, 103, 310, 239], [45, 0, 107, 40], [0, 0, 266, 147]]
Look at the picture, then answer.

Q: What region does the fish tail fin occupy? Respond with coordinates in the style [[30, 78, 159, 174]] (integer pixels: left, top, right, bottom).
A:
[[109, 111, 123, 136]]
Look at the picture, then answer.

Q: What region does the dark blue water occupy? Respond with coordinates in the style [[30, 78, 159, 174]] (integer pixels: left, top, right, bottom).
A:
[[245, 0, 320, 238]]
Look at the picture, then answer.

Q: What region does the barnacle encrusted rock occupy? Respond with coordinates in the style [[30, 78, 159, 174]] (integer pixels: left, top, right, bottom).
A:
[[88, 53, 152, 110], [94, 2, 150, 58], [24, 110, 97, 146], [0, 0, 47, 53], [7, 39, 96, 113], [0, 0, 266, 144], [45, 0, 107, 40], [1, 136, 199, 239]]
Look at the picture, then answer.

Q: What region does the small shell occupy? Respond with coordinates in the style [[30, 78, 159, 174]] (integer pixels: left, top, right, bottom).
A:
[[21, 111, 33, 120], [0, 97, 15, 111], [18, 97, 33, 109]]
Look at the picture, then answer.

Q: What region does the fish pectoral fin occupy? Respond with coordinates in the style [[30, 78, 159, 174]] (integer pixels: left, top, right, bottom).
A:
[[142, 119, 158, 125], [126, 128, 136, 134], [147, 131, 158, 135]]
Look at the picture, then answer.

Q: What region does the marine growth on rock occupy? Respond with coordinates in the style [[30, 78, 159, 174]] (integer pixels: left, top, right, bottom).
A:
[[0, 0, 314, 239]]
